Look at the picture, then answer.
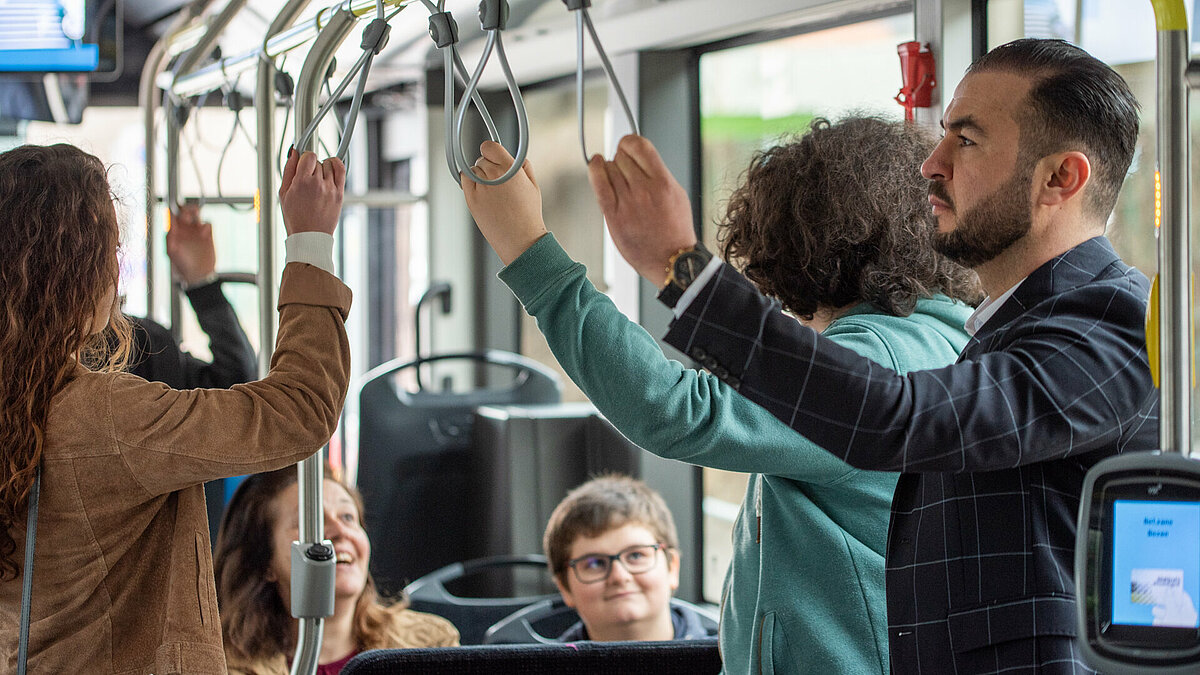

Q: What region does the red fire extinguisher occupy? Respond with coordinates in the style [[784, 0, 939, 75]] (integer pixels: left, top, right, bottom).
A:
[[895, 41, 936, 121]]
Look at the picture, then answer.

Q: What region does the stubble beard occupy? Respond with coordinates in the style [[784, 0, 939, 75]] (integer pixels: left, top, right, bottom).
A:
[[931, 163, 1034, 269]]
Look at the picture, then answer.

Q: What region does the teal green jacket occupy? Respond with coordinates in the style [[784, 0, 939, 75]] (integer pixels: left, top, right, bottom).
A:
[[499, 234, 973, 674]]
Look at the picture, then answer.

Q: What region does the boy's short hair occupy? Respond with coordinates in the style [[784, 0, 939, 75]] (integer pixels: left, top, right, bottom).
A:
[[544, 474, 680, 584]]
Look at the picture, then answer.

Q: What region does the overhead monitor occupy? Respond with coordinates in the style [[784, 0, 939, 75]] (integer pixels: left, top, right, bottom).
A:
[[0, 0, 98, 72], [1077, 452, 1200, 674]]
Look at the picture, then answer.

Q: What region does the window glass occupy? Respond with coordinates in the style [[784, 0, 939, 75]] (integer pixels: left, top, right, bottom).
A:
[[696, 11, 913, 602], [516, 78, 609, 404]]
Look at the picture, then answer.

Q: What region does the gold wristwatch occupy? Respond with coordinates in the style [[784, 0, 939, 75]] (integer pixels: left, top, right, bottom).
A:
[[657, 242, 713, 308]]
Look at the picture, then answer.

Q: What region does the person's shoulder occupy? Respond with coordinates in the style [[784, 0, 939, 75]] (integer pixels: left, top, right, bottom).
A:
[[671, 602, 718, 639], [824, 300, 970, 371], [379, 603, 461, 647]]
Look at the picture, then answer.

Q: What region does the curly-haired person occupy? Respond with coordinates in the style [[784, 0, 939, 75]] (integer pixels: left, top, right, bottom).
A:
[[0, 145, 351, 674], [461, 115, 980, 674]]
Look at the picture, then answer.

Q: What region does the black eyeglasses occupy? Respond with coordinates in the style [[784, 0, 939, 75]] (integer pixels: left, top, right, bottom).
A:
[[567, 543, 666, 584]]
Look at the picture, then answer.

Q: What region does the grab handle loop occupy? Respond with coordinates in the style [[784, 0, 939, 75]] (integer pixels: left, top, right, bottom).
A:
[[451, 7, 530, 186], [423, 1, 502, 183], [564, 0, 639, 163]]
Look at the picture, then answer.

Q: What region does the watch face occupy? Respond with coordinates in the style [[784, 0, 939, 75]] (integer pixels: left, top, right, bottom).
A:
[[674, 250, 710, 286]]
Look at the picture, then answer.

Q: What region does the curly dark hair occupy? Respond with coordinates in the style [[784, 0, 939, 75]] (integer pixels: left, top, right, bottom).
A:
[[719, 116, 981, 320], [0, 144, 131, 580]]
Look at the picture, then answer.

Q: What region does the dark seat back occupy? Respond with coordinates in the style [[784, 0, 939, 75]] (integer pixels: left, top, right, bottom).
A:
[[341, 639, 722, 674], [404, 554, 559, 645], [357, 351, 561, 593], [483, 597, 720, 645]]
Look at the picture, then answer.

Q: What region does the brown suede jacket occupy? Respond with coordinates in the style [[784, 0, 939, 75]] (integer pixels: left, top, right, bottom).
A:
[[226, 604, 461, 675], [0, 263, 352, 674]]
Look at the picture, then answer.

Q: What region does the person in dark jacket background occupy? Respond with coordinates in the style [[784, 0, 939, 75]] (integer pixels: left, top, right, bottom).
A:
[[127, 203, 255, 389]]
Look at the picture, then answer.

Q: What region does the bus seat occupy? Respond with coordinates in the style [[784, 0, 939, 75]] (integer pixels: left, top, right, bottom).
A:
[[482, 597, 721, 645], [356, 350, 561, 594], [340, 639, 723, 674], [403, 554, 559, 646]]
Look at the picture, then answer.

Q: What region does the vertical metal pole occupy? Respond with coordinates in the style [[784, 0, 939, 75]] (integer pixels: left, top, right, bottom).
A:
[[1151, 0, 1191, 456], [140, 38, 168, 319], [141, 1, 212, 323], [289, 9, 357, 675], [166, 101, 183, 337], [256, 0, 314, 378]]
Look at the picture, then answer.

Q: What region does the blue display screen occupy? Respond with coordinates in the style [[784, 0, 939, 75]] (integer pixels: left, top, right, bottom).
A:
[[1112, 500, 1200, 628], [0, 1, 97, 72]]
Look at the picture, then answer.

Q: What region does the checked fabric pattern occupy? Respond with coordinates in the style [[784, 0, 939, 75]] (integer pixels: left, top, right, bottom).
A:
[[663, 236, 1160, 674]]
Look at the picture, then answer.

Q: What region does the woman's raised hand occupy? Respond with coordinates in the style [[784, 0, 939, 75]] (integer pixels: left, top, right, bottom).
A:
[[279, 149, 346, 236]]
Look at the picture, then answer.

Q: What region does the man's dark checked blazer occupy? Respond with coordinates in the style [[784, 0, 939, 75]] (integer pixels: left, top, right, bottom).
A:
[[663, 236, 1159, 674]]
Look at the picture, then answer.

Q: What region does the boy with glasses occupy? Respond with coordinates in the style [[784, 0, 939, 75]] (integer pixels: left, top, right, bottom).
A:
[[543, 474, 716, 642]]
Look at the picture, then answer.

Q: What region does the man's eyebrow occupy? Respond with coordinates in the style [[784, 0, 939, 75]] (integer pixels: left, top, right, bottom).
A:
[[942, 114, 986, 136]]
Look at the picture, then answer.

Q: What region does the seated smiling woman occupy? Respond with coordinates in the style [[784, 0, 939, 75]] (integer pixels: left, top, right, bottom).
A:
[[214, 466, 459, 675]]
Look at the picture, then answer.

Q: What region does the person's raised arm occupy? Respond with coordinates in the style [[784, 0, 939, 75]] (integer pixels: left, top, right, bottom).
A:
[[167, 203, 217, 288], [585, 135, 698, 287], [462, 142, 861, 483], [110, 149, 352, 495], [166, 204, 256, 388]]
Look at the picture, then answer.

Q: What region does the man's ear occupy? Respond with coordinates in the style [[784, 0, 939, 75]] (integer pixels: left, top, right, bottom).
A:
[[554, 576, 577, 609], [1036, 151, 1091, 207], [667, 549, 681, 592]]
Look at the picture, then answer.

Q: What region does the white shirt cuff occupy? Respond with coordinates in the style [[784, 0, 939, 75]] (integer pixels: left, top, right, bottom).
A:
[[284, 232, 336, 275], [672, 255, 725, 318]]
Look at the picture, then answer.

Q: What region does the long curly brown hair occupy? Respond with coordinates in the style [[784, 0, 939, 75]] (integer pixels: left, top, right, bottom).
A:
[[215, 465, 407, 664], [0, 144, 132, 580], [719, 116, 981, 320]]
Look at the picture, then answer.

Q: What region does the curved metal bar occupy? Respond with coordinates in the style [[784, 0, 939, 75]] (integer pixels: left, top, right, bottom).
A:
[[289, 8, 359, 674], [1150, 0, 1191, 456], [174, 0, 249, 79], [171, 0, 414, 100], [141, 1, 213, 323], [255, 0, 314, 378]]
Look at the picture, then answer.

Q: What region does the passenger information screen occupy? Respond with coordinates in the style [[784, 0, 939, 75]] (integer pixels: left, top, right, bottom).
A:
[[1112, 500, 1200, 629], [0, 0, 97, 71]]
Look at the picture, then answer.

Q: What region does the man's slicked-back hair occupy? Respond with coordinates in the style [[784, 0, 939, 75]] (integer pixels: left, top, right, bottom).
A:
[[968, 38, 1140, 219]]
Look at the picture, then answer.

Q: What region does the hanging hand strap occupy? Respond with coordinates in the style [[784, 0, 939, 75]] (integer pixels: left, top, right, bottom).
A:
[[564, 0, 640, 162], [18, 464, 41, 675]]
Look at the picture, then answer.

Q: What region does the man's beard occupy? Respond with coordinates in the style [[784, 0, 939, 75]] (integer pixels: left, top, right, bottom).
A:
[[931, 163, 1033, 269]]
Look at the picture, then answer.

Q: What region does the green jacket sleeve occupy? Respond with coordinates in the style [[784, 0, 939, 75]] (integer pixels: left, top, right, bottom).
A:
[[499, 233, 883, 485]]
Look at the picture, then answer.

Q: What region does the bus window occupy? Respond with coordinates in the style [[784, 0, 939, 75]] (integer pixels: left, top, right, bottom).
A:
[[516, 77, 609, 404]]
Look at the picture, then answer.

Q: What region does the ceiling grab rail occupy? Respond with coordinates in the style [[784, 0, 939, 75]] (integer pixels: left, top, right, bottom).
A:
[[293, 0, 397, 163], [448, 0, 530, 186], [255, 0, 314, 378], [1146, 0, 1191, 457], [420, 0, 501, 182], [166, 0, 414, 99], [561, 0, 639, 163]]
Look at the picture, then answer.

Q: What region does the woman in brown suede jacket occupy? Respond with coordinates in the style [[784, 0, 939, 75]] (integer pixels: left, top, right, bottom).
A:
[[0, 145, 351, 674]]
